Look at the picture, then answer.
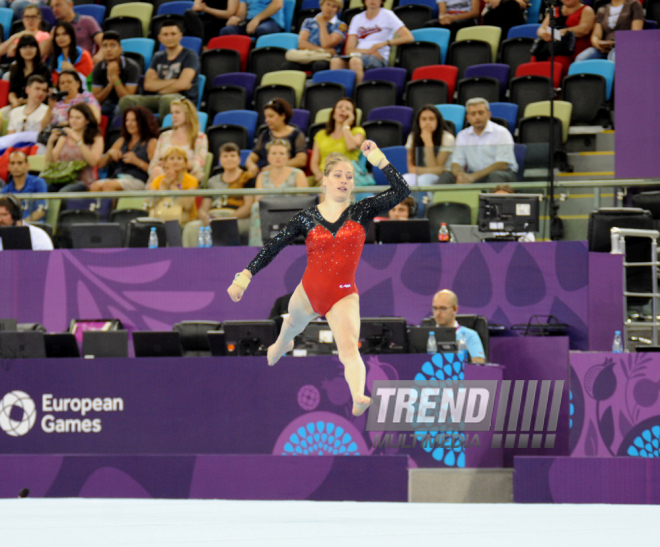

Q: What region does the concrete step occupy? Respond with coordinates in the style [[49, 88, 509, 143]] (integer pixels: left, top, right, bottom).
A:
[[567, 151, 614, 174], [409, 468, 513, 503]]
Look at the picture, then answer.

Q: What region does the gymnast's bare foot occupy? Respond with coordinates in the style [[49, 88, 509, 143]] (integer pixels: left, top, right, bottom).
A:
[[352, 395, 371, 417], [267, 340, 294, 366]]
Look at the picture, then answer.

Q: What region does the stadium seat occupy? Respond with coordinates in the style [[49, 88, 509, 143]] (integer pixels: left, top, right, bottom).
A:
[[412, 64, 458, 100], [490, 103, 518, 132], [411, 28, 451, 64], [256, 32, 298, 50], [162, 112, 208, 132], [156, 1, 194, 15], [507, 24, 541, 39], [404, 79, 450, 111], [207, 125, 249, 164], [248, 47, 288, 83], [456, 77, 500, 106], [253, 84, 297, 124], [524, 100, 572, 143], [213, 110, 258, 144], [527, 0, 543, 23], [314, 107, 362, 125], [213, 73, 257, 106], [513, 143, 526, 181], [562, 73, 608, 125], [498, 37, 534, 83], [518, 116, 563, 153], [367, 106, 413, 138], [73, 4, 106, 25], [355, 80, 397, 120], [196, 75, 205, 110], [464, 63, 509, 101], [0, 8, 11, 40], [362, 120, 404, 148], [436, 104, 466, 133], [207, 35, 251, 72], [509, 75, 553, 122], [373, 146, 407, 185], [312, 69, 356, 97], [400, 0, 438, 17], [363, 67, 407, 103], [396, 41, 441, 78], [567, 59, 615, 101], [393, 4, 433, 31], [103, 16, 143, 40], [206, 85, 247, 118], [456, 26, 502, 63], [159, 36, 202, 55], [261, 70, 307, 108], [515, 61, 563, 88], [201, 50, 242, 93], [121, 38, 155, 70], [283, 0, 295, 32], [291, 109, 310, 132], [302, 82, 348, 126], [448, 40, 491, 80], [110, 2, 153, 37]]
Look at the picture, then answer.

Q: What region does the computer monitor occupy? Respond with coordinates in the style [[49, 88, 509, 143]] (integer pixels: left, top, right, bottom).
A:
[[0, 331, 46, 358], [297, 320, 336, 355], [70, 223, 122, 248], [223, 320, 277, 356], [210, 218, 240, 246], [259, 196, 318, 244], [0, 226, 32, 250], [359, 317, 407, 354], [377, 220, 430, 244], [82, 330, 129, 358], [69, 319, 123, 347], [478, 193, 541, 233], [0, 319, 18, 331], [133, 331, 183, 357], [407, 326, 457, 354], [44, 333, 80, 358]]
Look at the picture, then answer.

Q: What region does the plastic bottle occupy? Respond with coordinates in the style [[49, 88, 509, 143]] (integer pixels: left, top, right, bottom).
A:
[[427, 331, 437, 354], [198, 227, 206, 248], [148, 227, 158, 249], [612, 330, 623, 353], [438, 222, 450, 242], [205, 226, 213, 248], [458, 330, 468, 352]]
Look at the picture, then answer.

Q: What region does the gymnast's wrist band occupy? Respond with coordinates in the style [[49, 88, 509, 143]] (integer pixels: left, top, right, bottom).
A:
[[366, 148, 386, 167], [232, 272, 251, 291]]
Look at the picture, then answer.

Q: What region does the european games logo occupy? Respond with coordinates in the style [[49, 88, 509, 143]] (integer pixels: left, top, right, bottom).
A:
[[0, 391, 37, 437]]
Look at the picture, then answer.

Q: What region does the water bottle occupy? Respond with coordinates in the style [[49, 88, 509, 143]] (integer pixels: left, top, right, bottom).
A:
[[197, 227, 206, 248], [148, 227, 158, 249], [205, 226, 213, 248], [426, 331, 437, 354], [438, 222, 450, 242], [458, 330, 468, 352], [612, 330, 623, 353]]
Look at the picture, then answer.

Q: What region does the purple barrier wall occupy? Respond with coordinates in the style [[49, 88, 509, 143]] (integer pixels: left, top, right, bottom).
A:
[[514, 456, 660, 504], [0, 455, 409, 501], [0, 242, 621, 350], [570, 352, 660, 458], [615, 30, 660, 179], [0, 355, 507, 468]]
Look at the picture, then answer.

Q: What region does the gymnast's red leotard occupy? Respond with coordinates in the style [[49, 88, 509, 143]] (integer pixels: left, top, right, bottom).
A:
[[246, 164, 410, 316]]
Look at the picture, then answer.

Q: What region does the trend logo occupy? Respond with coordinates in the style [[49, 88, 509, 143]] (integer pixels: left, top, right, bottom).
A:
[[0, 391, 37, 437]]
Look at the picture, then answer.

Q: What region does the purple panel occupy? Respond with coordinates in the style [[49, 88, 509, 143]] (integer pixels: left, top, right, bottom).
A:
[[615, 30, 660, 178], [0, 455, 408, 501], [588, 253, 624, 350], [570, 352, 660, 459], [0, 242, 604, 350], [514, 456, 660, 504]]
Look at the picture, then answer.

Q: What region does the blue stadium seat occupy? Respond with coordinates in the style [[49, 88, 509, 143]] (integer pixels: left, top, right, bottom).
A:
[[213, 73, 257, 105], [373, 146, 407, 185], [291, 108, 310, 132], [240, 149, 252, 165], [411, 28, 451, 65], [121, 38, 155, 70], [436, 104, 466, 132], [213, 110, 258, 144], [197, 74, 206, 110], [367, 106, 414, 138], [160, 36, 202, 55], [490, 102, 518, 132], [73, 4, 106, 26], [157, 1, 194, 16], [568, 60, 615, 101], [312, 69, 356, 97], [256, 32, 298, 50], [363, 67, 407, 102], [464, 63, 509, 101], [507, 24, 541, 39], [399, 0, 438, 18], [527, 0, 542, 24], [162, 112, 208, 132], [514, 143, 526, 181], [0, 8, 12, 40], [283, 0, 295, 32]]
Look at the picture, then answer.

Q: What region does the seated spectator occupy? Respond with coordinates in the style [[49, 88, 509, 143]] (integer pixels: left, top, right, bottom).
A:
[[51, 22, 94, 85], [0, 35, 51, 125], [440, 98, 517, 184], [182, 142, 256, 247], [0, 5, 51, 58], [7, 74, 49, 134], [192, 0, 239, 44], [425, 0, 480, 42], [388, 195, 416, 220], [0, 195, 53, 250], [150, 146, 198, 226], [91, 107, 159, 193], [534, 0, 595, 72], [330, 0, 413, 84], [482, 0, 526, 40], [246, 98, 307, 176], [1, 151, 47, 222], [406, 104, 455, 185], [51, 0, 103, 63], [310, 98, 365, 185], [92, 31, 140, 120], [248, 139, 308, 246], [148, 98, 208, 186], [42, 69, 101, 129], [119, 19, 200, 122], [576, 0, 643, 61], [220, 0, 285, 39], [281, 0, 347, 74], [45, 103, 104, 192]]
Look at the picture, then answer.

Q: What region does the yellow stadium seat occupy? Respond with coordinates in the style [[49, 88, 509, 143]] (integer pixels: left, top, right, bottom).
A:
[[116, 197, 149, 211], [524, 100, 573, 143], [110, 2, 153, 37], [260, 70, 307, 108], [456, 26, 502, 63]]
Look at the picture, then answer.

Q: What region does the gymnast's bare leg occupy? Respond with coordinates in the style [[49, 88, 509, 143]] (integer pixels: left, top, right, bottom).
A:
[[267, 282, 318, 366], [325, 293, 371, 416]]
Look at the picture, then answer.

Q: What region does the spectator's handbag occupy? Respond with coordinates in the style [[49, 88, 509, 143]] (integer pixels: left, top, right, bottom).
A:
[[530, 11, 576, 59], [39, 160, 87, 186], [284, 49, 332, 64], [149, 197, 184, 224]]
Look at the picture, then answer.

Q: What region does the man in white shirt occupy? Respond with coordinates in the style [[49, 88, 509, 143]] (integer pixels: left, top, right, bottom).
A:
[[7, 74, 49, 135], [0, 195, 53, 250], [441, 97, 517, 184], [329, 0, 413, 83]]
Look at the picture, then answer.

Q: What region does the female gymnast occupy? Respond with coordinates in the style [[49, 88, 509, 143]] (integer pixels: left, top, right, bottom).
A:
[[227, 140, 410, 416]]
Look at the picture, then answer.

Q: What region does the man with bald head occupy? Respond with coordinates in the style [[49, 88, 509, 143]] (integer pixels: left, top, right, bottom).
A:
[[431, 289, 485, 364]]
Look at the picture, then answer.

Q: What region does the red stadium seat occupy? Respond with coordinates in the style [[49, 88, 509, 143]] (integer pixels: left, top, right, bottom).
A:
[[515, 61, 563, 87], [411, 65, 459, 102], [207, 35, 251, 72]]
